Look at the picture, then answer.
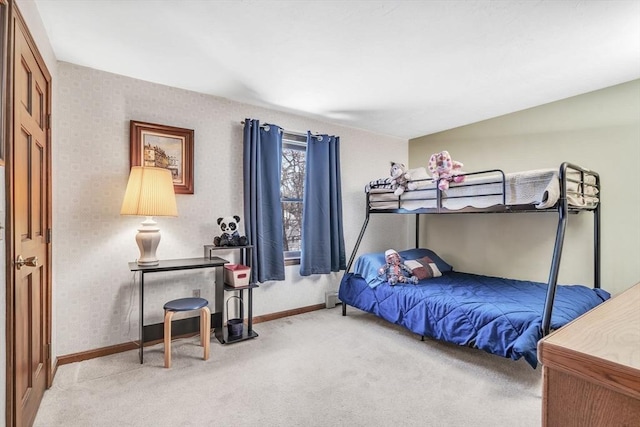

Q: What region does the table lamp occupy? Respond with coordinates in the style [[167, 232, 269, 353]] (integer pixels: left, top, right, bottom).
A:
[[121, 166, 178, 266]]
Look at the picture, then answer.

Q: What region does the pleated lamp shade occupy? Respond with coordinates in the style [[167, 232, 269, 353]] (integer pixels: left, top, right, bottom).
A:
[[121, 166, 178, 217], [121, 166, 177, 265]]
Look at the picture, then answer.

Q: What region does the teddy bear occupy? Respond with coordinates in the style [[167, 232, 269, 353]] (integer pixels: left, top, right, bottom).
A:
[[377, 249, 419, 285], [427, 151, 466, 191], [389, 162, 412, 196], [213, 215, 248, 247]]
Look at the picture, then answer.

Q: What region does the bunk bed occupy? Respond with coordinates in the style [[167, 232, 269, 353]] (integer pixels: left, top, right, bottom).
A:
[[339, 162, 610, 368]]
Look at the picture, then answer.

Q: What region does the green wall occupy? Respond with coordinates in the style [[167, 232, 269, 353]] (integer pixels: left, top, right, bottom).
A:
[[409, 79, 640, 296]]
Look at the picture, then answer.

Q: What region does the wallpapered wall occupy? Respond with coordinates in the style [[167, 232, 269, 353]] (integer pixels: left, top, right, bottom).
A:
[[409, 80, 640, 297], [53, 62, 408, 356]]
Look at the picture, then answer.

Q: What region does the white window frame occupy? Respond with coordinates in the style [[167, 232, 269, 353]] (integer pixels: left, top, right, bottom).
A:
[[281, 132, 306, 264]]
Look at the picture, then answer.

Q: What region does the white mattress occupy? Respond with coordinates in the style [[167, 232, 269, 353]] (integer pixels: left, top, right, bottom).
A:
[[367, 168, 598, 211]]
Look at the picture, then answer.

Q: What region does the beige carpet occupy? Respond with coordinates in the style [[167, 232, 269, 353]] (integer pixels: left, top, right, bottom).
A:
[[35, 307, 542, 427]]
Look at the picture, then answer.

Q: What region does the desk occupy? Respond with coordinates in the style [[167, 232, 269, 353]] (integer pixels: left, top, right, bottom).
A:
[[129, 257, 228, 363], [537, 283, 640, 426]]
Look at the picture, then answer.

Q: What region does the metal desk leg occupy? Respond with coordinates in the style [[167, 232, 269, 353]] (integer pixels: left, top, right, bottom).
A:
[[139, 271, 144, 364], [248, 287, 253, 333], [245, 246, 253, 333], [214, 265, 225, 343]]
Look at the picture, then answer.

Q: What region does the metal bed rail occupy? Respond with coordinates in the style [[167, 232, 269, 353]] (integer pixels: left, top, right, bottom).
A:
[[368, 169, 507, 213]]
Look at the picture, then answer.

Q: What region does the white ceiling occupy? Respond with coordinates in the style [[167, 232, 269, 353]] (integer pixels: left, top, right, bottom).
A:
[[33, 0, 640, 139]]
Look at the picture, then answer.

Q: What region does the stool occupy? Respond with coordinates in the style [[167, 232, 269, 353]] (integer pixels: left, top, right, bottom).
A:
[[163, 297, 211, 368]]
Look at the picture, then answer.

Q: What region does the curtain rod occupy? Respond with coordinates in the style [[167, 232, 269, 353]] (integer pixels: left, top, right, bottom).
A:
[[240, 120, 319, 138]]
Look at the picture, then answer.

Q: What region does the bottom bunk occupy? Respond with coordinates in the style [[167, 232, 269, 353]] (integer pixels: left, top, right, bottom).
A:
[[339, 248, 610, 368]]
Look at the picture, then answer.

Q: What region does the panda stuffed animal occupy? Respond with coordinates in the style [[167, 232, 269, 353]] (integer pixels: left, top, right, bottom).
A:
[[214, 215, 248, 247]]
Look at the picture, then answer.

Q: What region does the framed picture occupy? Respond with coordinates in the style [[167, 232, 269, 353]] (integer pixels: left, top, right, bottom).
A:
[[130, 120, 194, 194]]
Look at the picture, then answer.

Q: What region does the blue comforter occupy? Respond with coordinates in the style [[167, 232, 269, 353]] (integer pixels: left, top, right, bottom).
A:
[[339, 271, 609, 367]]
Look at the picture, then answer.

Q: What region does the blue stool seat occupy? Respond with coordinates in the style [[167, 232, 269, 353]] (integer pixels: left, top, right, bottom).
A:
[[164, 297, 209, 312], [163, 297, 211, 368]]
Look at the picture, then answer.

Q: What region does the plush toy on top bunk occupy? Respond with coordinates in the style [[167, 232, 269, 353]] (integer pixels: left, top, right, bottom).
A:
[[389, 162, 412, 196], [378, 249, 419, 285], [365, 162, 430, 194], [213, 215, 248, 247], [428, 150, 466, 191]]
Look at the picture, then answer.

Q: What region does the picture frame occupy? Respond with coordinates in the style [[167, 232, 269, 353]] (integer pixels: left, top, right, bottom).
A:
[[130, 120, 194, 194]]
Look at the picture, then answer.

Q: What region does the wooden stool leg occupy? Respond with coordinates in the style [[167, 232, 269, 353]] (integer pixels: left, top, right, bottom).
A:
[[164, 310, 174, 368], [199, 309, 205, 347], [201, 306, 211, 361]]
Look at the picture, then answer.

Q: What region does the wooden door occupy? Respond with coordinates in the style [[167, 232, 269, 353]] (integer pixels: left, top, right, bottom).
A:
[[8, 4, 52, 426]]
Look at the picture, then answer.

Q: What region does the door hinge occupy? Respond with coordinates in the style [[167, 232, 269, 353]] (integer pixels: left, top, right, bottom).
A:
[[46, 343, 51, 361], [46, 228, 52, 244], [46, 113, 51, 130]]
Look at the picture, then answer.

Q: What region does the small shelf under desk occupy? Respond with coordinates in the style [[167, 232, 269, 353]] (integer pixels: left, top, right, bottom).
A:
[[204, 245, 259, 344]]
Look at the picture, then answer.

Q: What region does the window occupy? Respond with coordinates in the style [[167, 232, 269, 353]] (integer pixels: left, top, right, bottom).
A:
[[281, 132, 306, 263]]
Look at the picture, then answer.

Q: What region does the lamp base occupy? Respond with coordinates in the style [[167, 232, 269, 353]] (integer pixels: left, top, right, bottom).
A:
[[136, 216, 161, 266], [136, 257, 160, 267]]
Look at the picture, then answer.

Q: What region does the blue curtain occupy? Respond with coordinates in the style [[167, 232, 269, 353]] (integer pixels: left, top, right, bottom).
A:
[[243, 119, 285, 282], [300, 133, 346, 276]]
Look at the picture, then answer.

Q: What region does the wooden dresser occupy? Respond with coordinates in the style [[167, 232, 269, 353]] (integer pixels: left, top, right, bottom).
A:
[[537, 283, 640, 427]]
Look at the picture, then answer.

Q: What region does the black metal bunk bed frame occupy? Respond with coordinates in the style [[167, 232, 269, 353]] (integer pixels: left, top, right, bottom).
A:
[[342, 162, 601, 337]]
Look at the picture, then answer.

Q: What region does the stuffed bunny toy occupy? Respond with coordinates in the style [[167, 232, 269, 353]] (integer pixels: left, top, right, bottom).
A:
[[428, 151, 465, 191]]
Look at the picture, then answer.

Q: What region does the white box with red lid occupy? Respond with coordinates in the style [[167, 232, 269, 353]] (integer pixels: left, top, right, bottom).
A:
[[224, 264, 251, 287]]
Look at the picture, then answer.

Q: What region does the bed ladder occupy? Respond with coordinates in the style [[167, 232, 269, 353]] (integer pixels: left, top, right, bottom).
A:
[[541, 162, 601, 336]]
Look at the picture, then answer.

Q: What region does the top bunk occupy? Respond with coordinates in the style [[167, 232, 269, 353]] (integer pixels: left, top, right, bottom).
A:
[[365, 162, 599, 215]]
